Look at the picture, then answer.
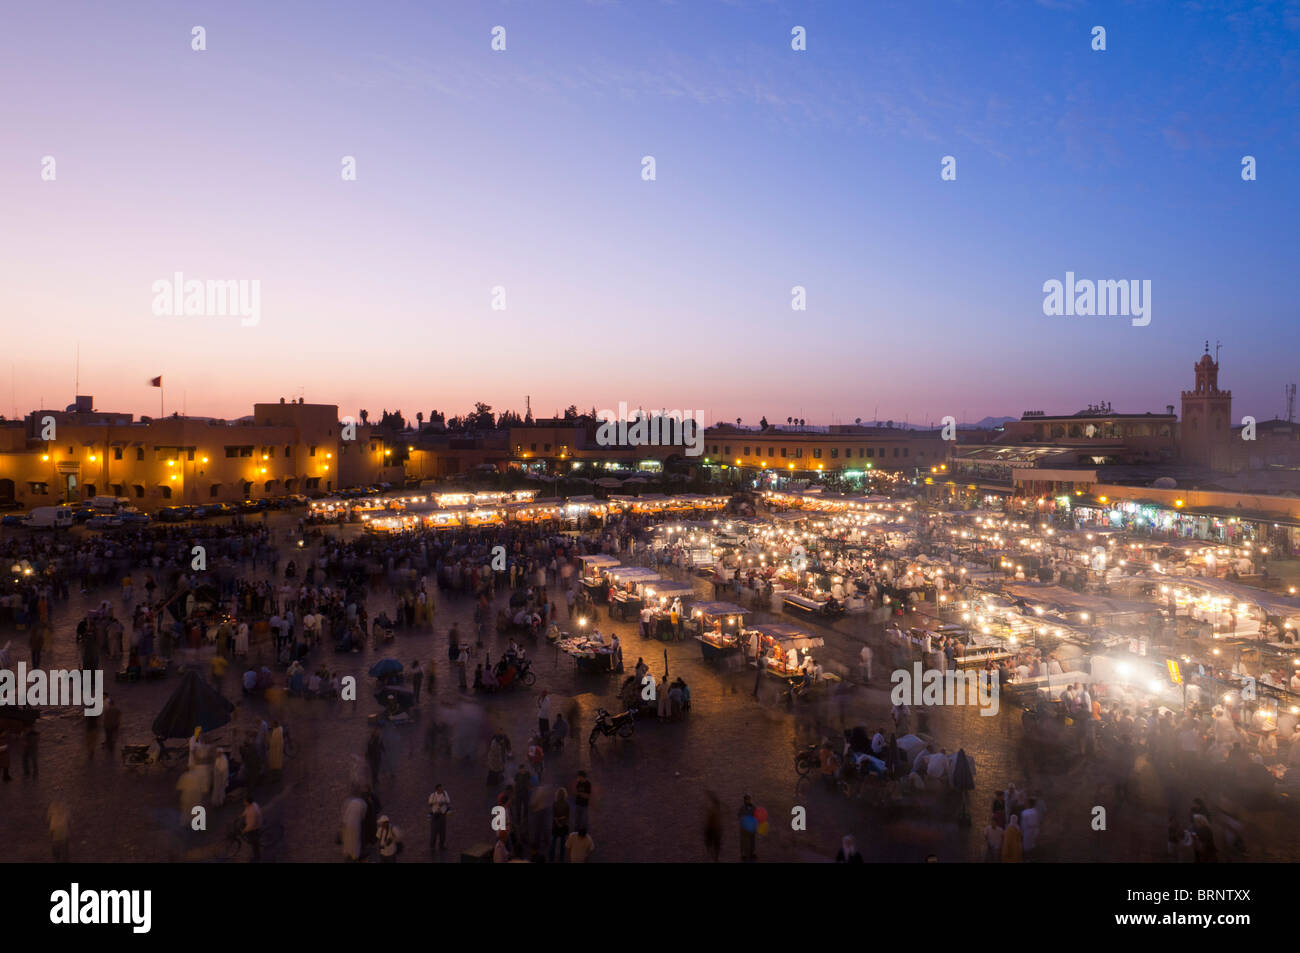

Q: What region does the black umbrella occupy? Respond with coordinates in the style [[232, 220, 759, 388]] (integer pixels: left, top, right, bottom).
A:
[[151, 669, 235, 739]]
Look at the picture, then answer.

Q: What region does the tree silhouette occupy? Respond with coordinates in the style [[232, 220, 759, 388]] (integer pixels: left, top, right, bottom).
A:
[[736, 417, 742, 428], [760, 416, 768, 430], [359, 409, 369, 425], [416, 411, 424, 428], [787, 417, 792, 426]]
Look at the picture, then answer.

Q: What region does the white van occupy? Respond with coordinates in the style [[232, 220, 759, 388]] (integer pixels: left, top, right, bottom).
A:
[[25, 506, 74, 529], [89, 496, 129, 513]]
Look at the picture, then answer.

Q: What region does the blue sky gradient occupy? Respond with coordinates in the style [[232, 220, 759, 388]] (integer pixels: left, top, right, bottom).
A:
[[2, 0, 1296, 425]]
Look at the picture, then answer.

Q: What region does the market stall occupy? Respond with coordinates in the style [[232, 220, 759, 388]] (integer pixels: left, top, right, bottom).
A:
[[578, 554, 621, 603], [692, 601, 750, 660], [745, 623, 826, 680]]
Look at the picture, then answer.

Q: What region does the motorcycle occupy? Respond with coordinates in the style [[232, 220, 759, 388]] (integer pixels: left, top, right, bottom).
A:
[[589, 707, 636, 745], [496, 657, 537, 690]]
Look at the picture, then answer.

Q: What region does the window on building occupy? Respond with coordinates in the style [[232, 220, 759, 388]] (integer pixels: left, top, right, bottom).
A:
[[744, 447, 750, 456], [310, 446, 317, 457], [136, 448, 144, 461], [780, 447, 787, 458], [530, 443, 537, 451], [795, 448, 803, 459], [284, 446, 291, 457], [114, 447, 123, 460], [28, 482, 48, 495], [85, 485, 96, 497], [893, 447, 899, 458], [133, 485, 144, 498], [724, 446, 731, 455], [160, 485, 171, 500], [226, 447, 238, 458], [768, 447, 774, 457], [187, 449, 195, 461], [544, 444, 551, 452], [813, 449, 822, 459], [830, 448, 839, 459], [903, 448, 909, 457], [867, 448, 874, 458], [210, 485, 220, 498], [240, 447, 252, 457]]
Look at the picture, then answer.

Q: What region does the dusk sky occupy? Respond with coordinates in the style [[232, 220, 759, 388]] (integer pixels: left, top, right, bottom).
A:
[[2, 1, 1297, 426]]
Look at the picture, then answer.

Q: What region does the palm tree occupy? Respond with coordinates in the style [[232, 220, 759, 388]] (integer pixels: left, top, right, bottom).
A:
[[416, 411, 424, 428], [787, 417, 792, 426], [736, 418, 742, 428]]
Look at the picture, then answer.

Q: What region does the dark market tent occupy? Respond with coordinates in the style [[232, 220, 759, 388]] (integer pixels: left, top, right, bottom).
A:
[[151, 669, 235, 739]]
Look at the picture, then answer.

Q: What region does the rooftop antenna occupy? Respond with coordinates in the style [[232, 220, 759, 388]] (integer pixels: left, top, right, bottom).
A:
[[1215, 339, 1221, 364], [1287, 384, 1296, 423]]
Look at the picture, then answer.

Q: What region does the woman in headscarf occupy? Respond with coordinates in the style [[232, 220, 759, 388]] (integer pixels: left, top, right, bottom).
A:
[[835, 834, 863, 863], [1001, 814, 1023, 863], [211, 749, 229, 807], [340, 792, 366, 861]]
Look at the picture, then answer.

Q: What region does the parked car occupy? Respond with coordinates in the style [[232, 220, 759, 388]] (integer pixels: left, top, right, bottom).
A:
[[86, 515, 123, 529], [1, 514, 26, 527], [209, 503, 237, 517], [119, 508, 150, 525], [285, 494, 310, 506], [157, 506, 192, 522]]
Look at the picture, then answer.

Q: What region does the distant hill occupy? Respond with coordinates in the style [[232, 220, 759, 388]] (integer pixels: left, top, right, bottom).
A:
[[966, 416, 1016, 429]]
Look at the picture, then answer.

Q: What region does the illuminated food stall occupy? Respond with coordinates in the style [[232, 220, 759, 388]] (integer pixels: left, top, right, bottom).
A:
[[606, 566, 663, 621], [745, 623, 825, 679], [692, 601, 750, 660], [578, 554, 621, 602], [637, 580, 696, 639]]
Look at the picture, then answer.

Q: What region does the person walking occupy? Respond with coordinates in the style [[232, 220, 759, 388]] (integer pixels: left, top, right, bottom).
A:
[[859, 643, 873, 683], [573, 770, 592, 831], [565, 827, 595, 863], [550, 788, 570, 862], [738, 794, 758, 862], [102, 697, 122, 755], [48, 801, 71, 862], [376, 815, 403, 862], [704, 791, 723, 862], [268, 721, 284, 777], [241, 795, 263, 862], [537, 690, 552, 741], [29, 625, 45, 669], [456, 645, 469, 689], [427, 784, 450, 851], [365, 725, 385, 787], [411, 661, 424, 703], [1001, 814, 1023, 863]]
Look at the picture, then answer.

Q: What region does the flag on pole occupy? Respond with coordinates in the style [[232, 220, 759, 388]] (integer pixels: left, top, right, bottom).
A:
[[150, 376, 162, 387]]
